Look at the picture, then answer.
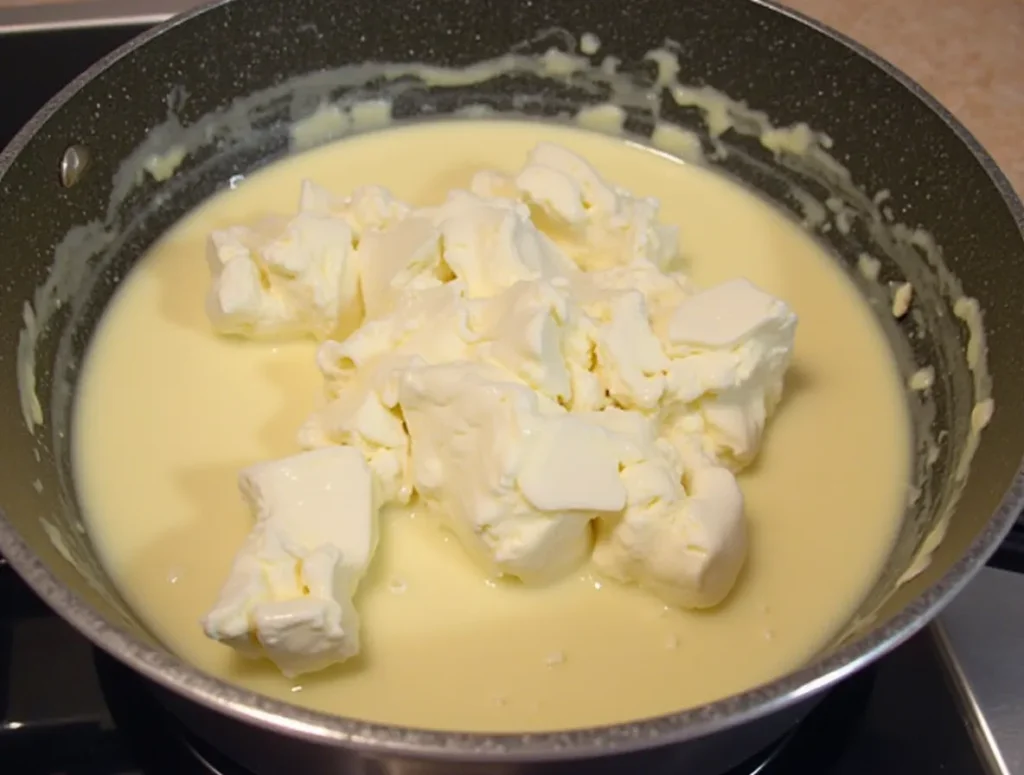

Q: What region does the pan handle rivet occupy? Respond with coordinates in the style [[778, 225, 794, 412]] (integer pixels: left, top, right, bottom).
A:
[[60, 144, 91, 188]]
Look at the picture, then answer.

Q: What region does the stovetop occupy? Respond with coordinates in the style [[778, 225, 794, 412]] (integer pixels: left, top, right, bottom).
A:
[[1, 17, 1023, 775]]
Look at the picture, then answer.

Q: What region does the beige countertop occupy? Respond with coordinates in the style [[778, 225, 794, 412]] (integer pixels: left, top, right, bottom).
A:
[[783, 0, 1024, 195], [1, 0, 1022, 194]]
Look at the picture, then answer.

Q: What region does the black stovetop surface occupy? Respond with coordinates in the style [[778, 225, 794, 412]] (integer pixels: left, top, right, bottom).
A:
[[2, 20, 1023, 775]]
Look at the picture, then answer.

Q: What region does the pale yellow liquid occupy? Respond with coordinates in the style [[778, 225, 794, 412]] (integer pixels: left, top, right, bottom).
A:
[[75, 121, 909, 732]]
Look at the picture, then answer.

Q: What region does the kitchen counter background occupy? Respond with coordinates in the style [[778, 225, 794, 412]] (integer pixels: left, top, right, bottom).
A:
[[784, 0, 1024, 195], [0, 0, 1022, 195]]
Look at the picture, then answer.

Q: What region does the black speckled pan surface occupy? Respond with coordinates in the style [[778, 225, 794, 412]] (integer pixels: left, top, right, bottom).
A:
[[0, 1, 1022, 773]]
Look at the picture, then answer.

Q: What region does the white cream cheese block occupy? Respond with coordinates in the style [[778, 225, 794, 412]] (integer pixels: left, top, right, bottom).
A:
[[201, 446, 377, 677]]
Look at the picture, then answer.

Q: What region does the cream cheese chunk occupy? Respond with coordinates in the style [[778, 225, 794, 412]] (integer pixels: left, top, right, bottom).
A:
[[589, 412, 747, 609], [595, 462, 746, 609], [201, 447, 377, 677], [202, 142, 798, 673], [400, 361, 623, 582], [481, 142, 679, 272], [663, 278, 797, 467], [206, 185, 409, 340], [205, 213, 359, 340]]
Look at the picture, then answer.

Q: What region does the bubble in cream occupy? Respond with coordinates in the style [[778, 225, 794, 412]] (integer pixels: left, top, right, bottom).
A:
[[545, 651, 566, 667], [388, 577, 408, 594]]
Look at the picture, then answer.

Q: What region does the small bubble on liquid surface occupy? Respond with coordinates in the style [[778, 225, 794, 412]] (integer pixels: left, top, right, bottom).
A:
[[388, 578, 408, 594], [545, 650, 566, 667]]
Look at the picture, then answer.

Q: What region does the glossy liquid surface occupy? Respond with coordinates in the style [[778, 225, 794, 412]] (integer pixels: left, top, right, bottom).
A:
[[75, 121, 909, 732]]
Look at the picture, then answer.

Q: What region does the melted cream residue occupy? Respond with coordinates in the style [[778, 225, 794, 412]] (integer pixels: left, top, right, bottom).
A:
[[290, 99, 392, 151], [910, 367, 936, 392], [891, 282, 913, 318], [143, 145, 187, 182], [579, 32, 601, 56], [857, 253, 882, 282], [75, 120, 909, 732]]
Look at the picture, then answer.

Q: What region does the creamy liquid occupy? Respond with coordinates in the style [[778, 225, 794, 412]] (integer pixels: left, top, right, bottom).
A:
[[74, 121, 909, 732]]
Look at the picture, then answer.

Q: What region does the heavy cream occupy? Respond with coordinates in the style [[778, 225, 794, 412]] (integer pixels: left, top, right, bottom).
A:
[[199, 141, 799, 673], [75, 120, 909, 732]]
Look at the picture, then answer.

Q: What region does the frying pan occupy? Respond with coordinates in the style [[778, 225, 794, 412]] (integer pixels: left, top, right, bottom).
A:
[[1, 0, 1022, 773]]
